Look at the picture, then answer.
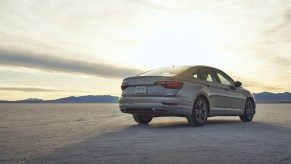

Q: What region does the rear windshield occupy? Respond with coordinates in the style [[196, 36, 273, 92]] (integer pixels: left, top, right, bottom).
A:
[[139, 66, 190, 76]]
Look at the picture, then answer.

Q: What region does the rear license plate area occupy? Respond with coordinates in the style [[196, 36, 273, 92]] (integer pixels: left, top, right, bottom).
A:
[[135, 86, 147, 94]]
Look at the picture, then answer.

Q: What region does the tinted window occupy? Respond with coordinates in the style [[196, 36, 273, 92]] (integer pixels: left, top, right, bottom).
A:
[[192, 69, 198, 79], [215, 71, 234, 86], [140, 66, 189, 76], [199, 68, 215, 82]]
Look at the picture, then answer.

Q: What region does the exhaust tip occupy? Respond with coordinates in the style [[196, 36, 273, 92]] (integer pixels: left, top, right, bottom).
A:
[[152, 108, 168, 113]]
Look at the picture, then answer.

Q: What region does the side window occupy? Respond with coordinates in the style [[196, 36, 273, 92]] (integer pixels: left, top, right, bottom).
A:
[[192, 70, 198, 79], [199, 68, 215, 82], [216, 71, 234, 86]]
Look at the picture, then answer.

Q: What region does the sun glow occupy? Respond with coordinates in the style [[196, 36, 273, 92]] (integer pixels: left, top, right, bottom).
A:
[[128, 14, 228, 69]]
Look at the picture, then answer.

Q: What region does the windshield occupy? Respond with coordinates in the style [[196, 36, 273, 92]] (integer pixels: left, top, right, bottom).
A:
[[139, 66, 190, 76]]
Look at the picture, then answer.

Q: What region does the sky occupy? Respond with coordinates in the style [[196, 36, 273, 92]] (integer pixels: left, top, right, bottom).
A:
[[0, 0, 291, 100]]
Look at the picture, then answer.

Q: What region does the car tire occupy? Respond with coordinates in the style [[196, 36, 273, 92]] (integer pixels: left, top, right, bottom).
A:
[[239, 99, 255, 122], [187, 97, 208, 127], [132, 114, 153, 124]]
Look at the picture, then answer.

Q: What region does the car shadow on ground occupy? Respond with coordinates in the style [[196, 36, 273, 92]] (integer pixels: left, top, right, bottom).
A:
[[29, 118, 291, 164], [144, 117, 243, 128]]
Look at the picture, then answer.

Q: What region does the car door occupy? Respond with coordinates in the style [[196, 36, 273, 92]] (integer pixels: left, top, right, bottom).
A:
[[198, 68, 226, 113], [213, 69, 245, 112]]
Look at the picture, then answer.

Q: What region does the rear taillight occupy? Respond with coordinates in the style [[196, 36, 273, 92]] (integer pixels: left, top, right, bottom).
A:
[[155, 81, 184, 89], [121, 83, 129, 90]]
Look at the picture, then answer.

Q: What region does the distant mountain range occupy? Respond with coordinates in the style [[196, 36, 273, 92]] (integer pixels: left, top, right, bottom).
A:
[[253, 92, 291, 103], [0, 92, 290, 103], [0, 95, 119, 103]]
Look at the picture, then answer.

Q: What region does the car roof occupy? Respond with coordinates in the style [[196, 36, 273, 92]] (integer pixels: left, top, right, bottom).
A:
[[180, 65, 220, 71]]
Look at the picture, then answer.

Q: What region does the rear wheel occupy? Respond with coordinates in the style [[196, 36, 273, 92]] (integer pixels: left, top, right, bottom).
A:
[[240, 99, 255, 122], [187, 97, 208, 127], [132, 114, 153, 124]]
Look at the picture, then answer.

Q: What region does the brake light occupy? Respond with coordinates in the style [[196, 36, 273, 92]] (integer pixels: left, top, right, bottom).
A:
[[155, 81, 184, 89], [121, 83, 129, 90]]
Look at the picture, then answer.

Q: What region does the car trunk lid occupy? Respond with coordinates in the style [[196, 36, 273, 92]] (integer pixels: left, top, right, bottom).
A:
[[121, 76, 180, 96]]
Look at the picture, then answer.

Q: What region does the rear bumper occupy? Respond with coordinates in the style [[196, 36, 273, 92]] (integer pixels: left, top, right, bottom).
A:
[[119, 96, 193, 116]]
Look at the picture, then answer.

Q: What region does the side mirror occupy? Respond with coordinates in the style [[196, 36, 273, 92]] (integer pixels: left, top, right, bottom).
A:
[[234, 81, 242, 87]]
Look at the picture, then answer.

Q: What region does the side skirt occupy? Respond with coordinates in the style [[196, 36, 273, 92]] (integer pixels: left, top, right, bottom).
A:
[[209, 107, 244, 116]]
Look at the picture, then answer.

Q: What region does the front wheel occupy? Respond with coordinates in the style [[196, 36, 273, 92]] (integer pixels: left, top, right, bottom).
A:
[[132, 115, 153, 124], [187, 97, 209, 127], [239, 99, 255, 122]]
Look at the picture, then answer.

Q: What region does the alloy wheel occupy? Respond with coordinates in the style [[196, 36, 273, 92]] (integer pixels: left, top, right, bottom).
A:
[[245, 100, 254, 120], [194, 100, 207, 123]]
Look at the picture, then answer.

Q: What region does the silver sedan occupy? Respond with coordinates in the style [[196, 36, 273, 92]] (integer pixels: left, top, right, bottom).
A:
[[119, 65, 256, 126]]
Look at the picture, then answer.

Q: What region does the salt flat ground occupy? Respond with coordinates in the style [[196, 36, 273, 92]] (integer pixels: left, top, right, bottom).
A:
[[0, 103, 291, 164]]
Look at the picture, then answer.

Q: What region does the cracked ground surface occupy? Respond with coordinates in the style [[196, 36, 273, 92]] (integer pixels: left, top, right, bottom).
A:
[[0, 103, 291, 164]]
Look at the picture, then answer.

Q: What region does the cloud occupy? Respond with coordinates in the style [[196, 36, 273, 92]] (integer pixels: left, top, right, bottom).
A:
[[0, 83, 90, 93], [0, 84, 89, 93], [242, 80, 284, 91], [0, 86, 65, 92], [0, 51, 143, 79], [264, 7, 291, 40]]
